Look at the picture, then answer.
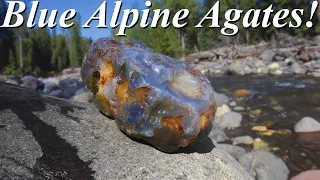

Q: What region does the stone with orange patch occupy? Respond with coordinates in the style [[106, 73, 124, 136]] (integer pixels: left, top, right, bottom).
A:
[[81, 38, 215, 152]]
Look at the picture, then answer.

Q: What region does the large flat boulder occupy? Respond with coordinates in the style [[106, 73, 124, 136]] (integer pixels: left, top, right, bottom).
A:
[[0, 82, 253, 180]]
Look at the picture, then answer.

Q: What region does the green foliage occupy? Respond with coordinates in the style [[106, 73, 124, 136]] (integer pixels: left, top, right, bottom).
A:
[[0, 3, 91, 76]]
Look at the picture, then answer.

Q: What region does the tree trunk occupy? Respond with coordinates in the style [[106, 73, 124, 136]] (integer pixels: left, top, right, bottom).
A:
[[19, 35, 23, 69], [181, 31, 186, 59]]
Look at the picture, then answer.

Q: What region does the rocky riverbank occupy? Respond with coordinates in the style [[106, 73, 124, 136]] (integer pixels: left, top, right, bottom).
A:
[[1, 69, 319, 180], [187, 35, 320, 77]]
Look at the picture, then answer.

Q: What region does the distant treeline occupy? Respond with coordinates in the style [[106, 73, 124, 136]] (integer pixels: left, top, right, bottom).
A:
[[0, 0, 319, 76], [0, 0, 92, 76], [114, 0, 320, 59]]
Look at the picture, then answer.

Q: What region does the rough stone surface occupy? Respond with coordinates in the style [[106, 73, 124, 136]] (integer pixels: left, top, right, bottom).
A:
[[294, 117, 320, 133], [81, 38, 216, 152], [239, 151, 289, 180], [214, 111, 242, 129], [0, 83, 254, 180]]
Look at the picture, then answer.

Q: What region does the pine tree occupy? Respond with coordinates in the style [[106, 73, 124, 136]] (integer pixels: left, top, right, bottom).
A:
[[69, 16, 83, 67]]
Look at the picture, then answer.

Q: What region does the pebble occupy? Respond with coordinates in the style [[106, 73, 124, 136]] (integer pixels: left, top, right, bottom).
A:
[[233, 89, 250, 97], [232, 135, 254, 145], [233, 106, 245, 111], [252, 126, 268, 132], [215, 104, 231, 117]]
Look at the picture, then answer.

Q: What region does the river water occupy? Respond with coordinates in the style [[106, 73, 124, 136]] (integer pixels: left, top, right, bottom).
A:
[[208, 75, 320, 177]]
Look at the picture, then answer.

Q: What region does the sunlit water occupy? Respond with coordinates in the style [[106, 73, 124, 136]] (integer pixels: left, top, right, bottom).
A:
[[208, 75, 320, 177]]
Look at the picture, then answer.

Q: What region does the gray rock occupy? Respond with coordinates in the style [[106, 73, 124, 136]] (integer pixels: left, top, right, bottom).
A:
[[21, 75, 44, 91], [215, 112, 242, 129], [58, 78, 83, 98], [209, 127, 227, 143], [239, 151, 289, 180], [313, 72, 320, 77], [233, 136, 254, 145], [292, 63, 307, 74], [261, 50, 276, 62], [229, 101, 237, 107], [72, 88, 93, 102], [294, 117, 320, 133], [227, 63, 245, 75], [43, 82, 59, 94], [0, 83, 254, 180], [214, 91, 229, 107], [218, 144, 247, 160], [234, 106, 245, 111]]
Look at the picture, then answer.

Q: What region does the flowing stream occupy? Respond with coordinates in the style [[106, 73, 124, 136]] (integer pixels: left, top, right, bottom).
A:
[[208, 75, 320, 177]]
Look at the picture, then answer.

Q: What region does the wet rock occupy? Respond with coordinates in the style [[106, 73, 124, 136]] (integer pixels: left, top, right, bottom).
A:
[[0, 82, 254, 180], [258, 129, 292, 136], [215, 112, 242, 130], [208, 127, 227, 143], [239, 151, 289, 180], [214, 91, 229, 107], [261, 50, 276, 62], [217, 144, 246, 160], [229, 101, 237, 107], [234, 106, 245, 111], [233, 89, 250, 97], [215, 104, 231, 117], [81, 38, 216, 152], [253, 138, 269, 151], [252, 126, 268, 132], [294, 117, 320, 133], [232, 136, 254, 145], [290, 170, 320, 180]]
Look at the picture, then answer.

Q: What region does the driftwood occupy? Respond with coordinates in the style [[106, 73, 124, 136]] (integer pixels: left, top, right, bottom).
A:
[[186, 35, 320, 63]]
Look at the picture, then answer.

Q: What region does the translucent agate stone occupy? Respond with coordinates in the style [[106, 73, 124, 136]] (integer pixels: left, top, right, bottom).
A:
[[81, 38, 216, 152]]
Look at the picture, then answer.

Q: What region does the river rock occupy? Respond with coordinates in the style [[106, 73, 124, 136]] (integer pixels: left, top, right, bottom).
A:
[[214, 91, 229, 107], [292, 62, 307, 74], [239, 151, 289, 180], [294, 117, 320, 133], [261, 50, 276, 62], [215, 112, 242, 130], [0, 82, 254, 180], [43, 82, 59, 94], [81, 38, 216, 152], [59, 78, 83, 98], [227, 63, 246, 75], [232, 136, 254, 145], [215, 104, 231, 117], [268, 63, 280, 71], [208, 126, 227, 143], [234, 106, 245, 111], [21, 75, 44, 91], [217, 144, 246, 160]]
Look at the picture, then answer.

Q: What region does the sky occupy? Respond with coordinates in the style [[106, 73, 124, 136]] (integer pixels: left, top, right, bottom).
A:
[[35, 0, 142, 40]]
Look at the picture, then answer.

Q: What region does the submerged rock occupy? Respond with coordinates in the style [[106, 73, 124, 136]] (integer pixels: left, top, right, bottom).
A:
[[81, 38, 216, 152], [215, 111, 242, 130]]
